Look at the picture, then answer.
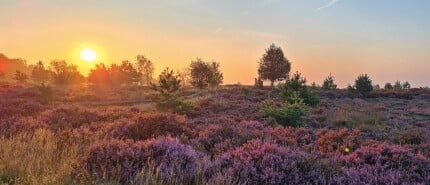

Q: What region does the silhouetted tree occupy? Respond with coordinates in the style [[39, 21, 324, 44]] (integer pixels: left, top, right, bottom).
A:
[[88, 63, 111, 85], [322, 73, 337, 90], [384, 83, 393, 90], [120, 60, 141, 85], [208, 62, 223, 87], [394, 81, 403, 90], [13, 70, 28, 83], [352, 74, 373, 97], [189, 58, 223, 89], [50, 60, 85, 85], [31, 61, 51, 83], [177, 68, 190, 87], [258, 44, 291, 86], [136, 55, 154, 86], [152, 67, 181, 95], [403, 81, 411, 89]]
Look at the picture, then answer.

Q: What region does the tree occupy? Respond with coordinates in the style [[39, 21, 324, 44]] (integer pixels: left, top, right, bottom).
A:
[[189, 58, 223, 89], [13, 70, 28, 83], [322, 73, 337, 90], [384, 83, 393, 90], [150, 68, 192, 114], [254, 76, 264, 88], [50, 60, 85, 85], [403, 81, 411, 89], [31, 61, 51, 83], [258, 44, 291, 86], [120, 60, 141, 85], [136, 55, 154, 86], [88, 63, 111, 85], [394, 81, 403, 90], [208, 62, 223, 87], [353, 74, 373, 97]]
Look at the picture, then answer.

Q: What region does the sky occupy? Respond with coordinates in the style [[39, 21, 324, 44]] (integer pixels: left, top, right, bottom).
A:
[[1, 0, 430, 87]]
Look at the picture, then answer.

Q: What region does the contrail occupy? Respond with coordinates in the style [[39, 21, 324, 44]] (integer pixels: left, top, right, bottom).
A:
[[317, 0, 340, 11]]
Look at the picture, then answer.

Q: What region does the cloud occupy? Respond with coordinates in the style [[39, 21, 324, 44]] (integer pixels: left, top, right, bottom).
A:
[[317, 0, 340, 11]]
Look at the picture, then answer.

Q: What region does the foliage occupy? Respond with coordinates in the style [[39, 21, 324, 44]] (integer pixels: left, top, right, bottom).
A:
[[88, 63, 111, 85], [189, 58, 223, 89], [254, 76, 264, 88], [50, 60, 85, 85], [322, 73, 337, 90], [13, 70, 28, 83], [151, 68, 193, 114], [136, 55, 154, 86], [260, 98, 306, 127], [30, 61, 51, 83], [278, 71, 320, 106], [384, 82, 393, 90], [351, 74, 373, 97], [36, 83, 54, 104], [258, 44, 291, 86]]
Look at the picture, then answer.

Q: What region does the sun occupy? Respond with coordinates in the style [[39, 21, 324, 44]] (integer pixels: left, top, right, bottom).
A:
[[80, 48, 97, 62]]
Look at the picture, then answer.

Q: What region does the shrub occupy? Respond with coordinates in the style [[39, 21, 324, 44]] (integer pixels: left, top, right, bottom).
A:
[[351, 74, 373, 97], [278, 71, 320, 106], [41, 106, 103, 131], [217, 140, 339, 185], [13, 70, 28, 83], [322, 73, 337, 90], [260, 99, 306, 127], [384, 82, 393, 90], [36, 83, 54, 104], [394, 80, 403, 90], [86, 137, 203, 184]]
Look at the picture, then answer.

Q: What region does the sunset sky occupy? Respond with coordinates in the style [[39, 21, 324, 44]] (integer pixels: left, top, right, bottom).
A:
[[1, 0, 429, 87]]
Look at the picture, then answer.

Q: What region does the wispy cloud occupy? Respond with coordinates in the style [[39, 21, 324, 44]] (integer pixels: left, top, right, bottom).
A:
[[317, 0, 340, 11]]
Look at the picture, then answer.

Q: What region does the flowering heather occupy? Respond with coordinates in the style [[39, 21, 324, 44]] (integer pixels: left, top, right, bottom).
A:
[[217, 140, 339, 185], [341, 144, 430, 184], [86, 137, 203, 184], [317, 128, 362, 155], [0, 100, 45, 119], [40, 106, 104, 131], [103, 112, 194, 141]]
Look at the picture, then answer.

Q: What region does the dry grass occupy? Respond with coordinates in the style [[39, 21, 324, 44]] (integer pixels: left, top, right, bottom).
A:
[[0, 129, 82, 185]]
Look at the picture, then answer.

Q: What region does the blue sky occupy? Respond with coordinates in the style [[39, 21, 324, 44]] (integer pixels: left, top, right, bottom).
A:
[[1, 0, 429, 86]]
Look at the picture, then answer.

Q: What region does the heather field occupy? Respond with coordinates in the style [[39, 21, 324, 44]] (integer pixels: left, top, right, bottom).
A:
[[0, 83, 429, 185]]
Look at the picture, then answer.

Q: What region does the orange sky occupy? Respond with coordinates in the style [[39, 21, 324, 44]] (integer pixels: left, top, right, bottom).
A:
[[1, 1, 429, 87]]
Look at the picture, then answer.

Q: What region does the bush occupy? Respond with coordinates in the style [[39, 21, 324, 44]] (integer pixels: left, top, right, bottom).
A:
[[278, 71, 320, 106], [86, 137, 203, 184], [384, 82, 393, 90], [351, 74, 373, 97], [316, 128, 361, 155], [322, 73, 337, 90], [260, 99, 306, 127]]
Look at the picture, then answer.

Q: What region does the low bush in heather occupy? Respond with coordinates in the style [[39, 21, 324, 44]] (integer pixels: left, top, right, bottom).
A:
[[85, 137, 204, 184], [260, 99, 306, 127], [103, 112, 194, 141]]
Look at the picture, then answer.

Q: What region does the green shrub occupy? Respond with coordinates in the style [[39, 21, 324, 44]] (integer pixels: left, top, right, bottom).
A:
[[384, 83, 393, 90], [351, 74, 373, 97], [322, 74, 337, 90], [260, 98, 306, 127], [278, 72, 320, 106]]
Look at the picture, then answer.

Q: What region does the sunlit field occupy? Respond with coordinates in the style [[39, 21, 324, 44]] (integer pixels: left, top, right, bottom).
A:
[[1, 1, 430, 185]]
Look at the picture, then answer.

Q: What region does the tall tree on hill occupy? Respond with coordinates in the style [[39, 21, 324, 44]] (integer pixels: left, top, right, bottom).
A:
[[258, 44, 291, 86], [189, 58, 223, 89]]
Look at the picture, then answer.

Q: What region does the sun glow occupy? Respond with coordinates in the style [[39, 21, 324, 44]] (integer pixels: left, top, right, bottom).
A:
[[80, 48, 98, 62]]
